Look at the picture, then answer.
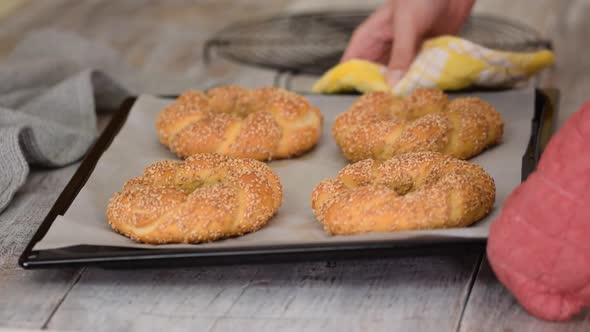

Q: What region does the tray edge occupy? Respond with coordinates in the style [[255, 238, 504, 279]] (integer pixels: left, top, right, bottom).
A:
[[19, 89, 560, 269]]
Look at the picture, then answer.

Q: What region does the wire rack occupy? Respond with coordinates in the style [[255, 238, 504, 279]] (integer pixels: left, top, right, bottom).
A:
[[204, 10, 552, 76]]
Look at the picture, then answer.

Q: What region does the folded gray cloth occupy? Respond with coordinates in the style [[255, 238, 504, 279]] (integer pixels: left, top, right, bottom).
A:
[[0, 30, 131, 213]]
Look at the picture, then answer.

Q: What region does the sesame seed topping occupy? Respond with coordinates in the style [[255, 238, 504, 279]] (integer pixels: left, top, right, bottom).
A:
[[106, 153, 283, 244], [332, 88, 504, 162], [156, 86, 323, 161], [311, 151, 496, 235]]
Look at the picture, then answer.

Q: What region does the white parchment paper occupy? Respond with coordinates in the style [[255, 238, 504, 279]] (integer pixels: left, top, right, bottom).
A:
[[33, 88, 536, 251]]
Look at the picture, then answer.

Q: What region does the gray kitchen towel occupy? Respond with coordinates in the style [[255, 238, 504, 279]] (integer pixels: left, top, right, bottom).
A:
[[0, 30, 131, 213]]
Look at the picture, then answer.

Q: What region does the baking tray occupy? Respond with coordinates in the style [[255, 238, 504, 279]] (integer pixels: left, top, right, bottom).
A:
[[18, 88, 559, 269]]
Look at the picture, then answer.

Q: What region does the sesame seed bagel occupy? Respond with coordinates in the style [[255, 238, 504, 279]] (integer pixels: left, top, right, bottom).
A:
[[156, 86, 323, 161], [332, 88, 504, 162], [311, 152, 495, 235], [106, 153, 283, 244]]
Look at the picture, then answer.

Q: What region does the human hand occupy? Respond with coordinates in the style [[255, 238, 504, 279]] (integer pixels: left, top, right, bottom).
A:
[[341, 0, 475, 86]]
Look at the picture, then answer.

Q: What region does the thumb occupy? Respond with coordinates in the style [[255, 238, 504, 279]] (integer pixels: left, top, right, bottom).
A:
[[387, 23, 420, 87]]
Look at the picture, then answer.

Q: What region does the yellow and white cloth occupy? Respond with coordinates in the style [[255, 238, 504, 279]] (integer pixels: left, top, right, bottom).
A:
[[312, 35, 555, 96]]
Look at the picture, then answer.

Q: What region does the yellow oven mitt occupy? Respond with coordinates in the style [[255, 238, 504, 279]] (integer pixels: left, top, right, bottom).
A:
[[312, 35, 555, 96]]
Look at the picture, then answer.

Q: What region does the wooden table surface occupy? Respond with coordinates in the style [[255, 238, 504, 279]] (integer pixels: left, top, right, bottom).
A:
[[1, 1, 589, 331]]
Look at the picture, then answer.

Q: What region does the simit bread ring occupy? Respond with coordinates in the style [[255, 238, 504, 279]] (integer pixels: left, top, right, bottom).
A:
[[106, 153, 282, 244], [332, 88, 504, 162], [156, 86, 323, 161], [311, 152, 495, 235]]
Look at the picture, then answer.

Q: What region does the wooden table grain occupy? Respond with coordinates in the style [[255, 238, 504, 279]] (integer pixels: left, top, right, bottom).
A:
[[0, 1, 589, 331]]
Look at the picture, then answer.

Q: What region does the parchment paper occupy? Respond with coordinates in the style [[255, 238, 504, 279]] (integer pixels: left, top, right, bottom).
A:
[[33, 88, 536, 251]]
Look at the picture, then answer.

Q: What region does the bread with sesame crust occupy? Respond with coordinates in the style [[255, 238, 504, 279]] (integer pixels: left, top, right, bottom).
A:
[[311, 152, 495, 235], [156, 86, 323, 161], [106, 153, 283, 244], [332, 88, 504, 162]]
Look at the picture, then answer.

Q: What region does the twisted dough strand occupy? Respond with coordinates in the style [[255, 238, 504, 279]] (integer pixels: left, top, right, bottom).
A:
[[107, 153, 282, 244], [157, 86, 323, 161], [332, 88, 504, 162], [311, 152, 495, 235]]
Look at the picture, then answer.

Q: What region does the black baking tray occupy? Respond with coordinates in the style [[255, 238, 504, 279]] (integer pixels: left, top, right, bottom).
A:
[[18, 88, 559, 269]]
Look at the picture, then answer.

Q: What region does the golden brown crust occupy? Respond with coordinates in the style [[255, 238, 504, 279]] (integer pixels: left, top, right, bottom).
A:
[[106, 153, 283, 244], [156, 86, 323, 161], [332, 88, 504, 162], [311, 151, 495, 235]]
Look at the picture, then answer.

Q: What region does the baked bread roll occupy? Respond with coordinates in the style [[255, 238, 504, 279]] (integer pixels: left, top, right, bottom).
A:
[[333, 88, 504, 162], [156, 86, 323, 161], [107, 153, 282, 244], [311, 152, 495, 235]]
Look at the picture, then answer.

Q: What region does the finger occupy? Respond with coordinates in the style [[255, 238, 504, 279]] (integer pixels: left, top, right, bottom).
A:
[[340, 24, 375, 62], [340, 5, 393, 63], [375, 42, 392, 65], [387, 18, 420, 86]]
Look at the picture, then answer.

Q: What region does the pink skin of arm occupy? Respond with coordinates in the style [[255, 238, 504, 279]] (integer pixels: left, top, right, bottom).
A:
[[340, 0, 475, 85]]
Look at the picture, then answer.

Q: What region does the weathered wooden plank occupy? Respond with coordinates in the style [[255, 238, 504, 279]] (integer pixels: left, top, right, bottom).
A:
[[0, 0, 28, 21], [0, 329, 60, 332], [0, 0, 291, 69], [0, 165, 83, 329], [0, 0, 71, 57], [46, 254, 481, 332], [0, 268, 83, 329], [459, 258, 590, 332], [0, 0, 288, 95]]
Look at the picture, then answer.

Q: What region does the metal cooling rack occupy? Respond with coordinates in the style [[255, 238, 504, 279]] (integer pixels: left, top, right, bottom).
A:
[[203, 10, 552, 76]]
